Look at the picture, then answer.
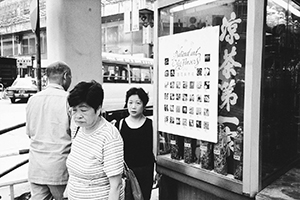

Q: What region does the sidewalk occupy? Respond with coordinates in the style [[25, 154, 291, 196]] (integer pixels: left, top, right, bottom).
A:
[[2, 183, 159, 200], [0, 165, 159, 200], [0, 153, 159, 200], [256, 161, 300, 200], [1, 184, 159, 200]]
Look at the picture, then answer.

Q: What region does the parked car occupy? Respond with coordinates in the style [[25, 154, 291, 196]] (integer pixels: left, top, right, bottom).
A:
[[5, 77, 38, 103]]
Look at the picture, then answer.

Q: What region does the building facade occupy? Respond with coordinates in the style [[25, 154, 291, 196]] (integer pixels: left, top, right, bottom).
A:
[[0, 0, 154, 76]]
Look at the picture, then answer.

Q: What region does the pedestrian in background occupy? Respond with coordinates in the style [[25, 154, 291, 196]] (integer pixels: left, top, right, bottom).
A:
[[118, 87, 155, 200], [66, 80, 124, 200], [26, 61, 72, 200]]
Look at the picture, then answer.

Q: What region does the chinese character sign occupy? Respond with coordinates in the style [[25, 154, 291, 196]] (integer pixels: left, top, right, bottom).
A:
[[158, 26, 219, 143]]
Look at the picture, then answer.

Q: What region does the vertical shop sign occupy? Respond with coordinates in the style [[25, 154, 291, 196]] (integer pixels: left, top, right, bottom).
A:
[[216, 11, 243, 177], [124, 1, 131, 33], [158, 26, 219, 143], [131, 0, 140, 32], [30, 0, 38, 32]]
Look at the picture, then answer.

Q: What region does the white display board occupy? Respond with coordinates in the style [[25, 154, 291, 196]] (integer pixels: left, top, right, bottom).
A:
[[158, 26, 219, 143]]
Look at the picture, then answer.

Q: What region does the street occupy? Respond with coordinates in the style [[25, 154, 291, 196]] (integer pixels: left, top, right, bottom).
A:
[[0, 98, 29, 153]]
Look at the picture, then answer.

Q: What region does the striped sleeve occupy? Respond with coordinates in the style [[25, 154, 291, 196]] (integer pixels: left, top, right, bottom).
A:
[[103, 129, 124, 177]]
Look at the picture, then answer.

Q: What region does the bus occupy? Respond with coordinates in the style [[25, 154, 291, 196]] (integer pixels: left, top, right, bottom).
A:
[[101, 52, 154, 111]]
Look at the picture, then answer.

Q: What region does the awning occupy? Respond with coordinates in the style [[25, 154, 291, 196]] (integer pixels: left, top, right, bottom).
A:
[[102, 0, 156, 5], [101, 0, 127, 5]]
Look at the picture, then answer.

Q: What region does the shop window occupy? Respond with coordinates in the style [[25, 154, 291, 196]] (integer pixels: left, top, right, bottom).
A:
[[29, 37, 36, 54], [103, 25, 120, 53], [13, 35, 18, 56], [21, 33, 36, 55], [107, 26, 119, 45], [2, 35, 13, 57], [157, 0, 247, 187], [40, 30, 47, 59], [261, 0, 300, 185], [22, 36, 29, 55], [40, 31, 45, 54], [103, 22, 144, 54], [120, 23, 144, 53]]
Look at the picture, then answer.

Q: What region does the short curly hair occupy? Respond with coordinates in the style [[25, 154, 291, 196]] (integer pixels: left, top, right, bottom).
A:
[[124, 87, 149, 108]]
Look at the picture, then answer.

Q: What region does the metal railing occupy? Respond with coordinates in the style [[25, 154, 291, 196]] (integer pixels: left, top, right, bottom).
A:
[[0, 106, 153, 200], [0, 122, 28, 200], [0, 122, 26, 136]]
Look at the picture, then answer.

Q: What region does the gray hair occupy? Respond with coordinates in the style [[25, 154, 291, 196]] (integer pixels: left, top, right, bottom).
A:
[[46, 61, 71, 78]]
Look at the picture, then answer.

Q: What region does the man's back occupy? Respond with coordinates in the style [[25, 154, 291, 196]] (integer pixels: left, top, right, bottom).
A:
[[26, 84, 71, 184]]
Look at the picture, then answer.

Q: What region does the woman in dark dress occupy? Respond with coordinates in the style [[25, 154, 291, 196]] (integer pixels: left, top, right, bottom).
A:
[[119, 87, 155, 200]]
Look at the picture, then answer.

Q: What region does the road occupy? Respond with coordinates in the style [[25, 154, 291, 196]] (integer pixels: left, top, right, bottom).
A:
[[0, 98, 158, 200]]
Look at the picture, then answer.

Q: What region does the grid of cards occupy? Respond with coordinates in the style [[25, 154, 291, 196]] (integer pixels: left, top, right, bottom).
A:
[[158, 27, 219, 142], [162, 56, 212, 132]]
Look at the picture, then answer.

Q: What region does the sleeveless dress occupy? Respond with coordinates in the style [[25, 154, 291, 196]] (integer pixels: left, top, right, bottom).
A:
[[120, 117, 155, 200]]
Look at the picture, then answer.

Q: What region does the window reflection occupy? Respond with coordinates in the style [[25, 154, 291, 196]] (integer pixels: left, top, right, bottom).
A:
[[261, 0, 300, 183], [22, 36, 29, 55], [3, 35, 13, 57], [13, 36, 18, 56], [158, 0, 247, 181], [102, 23, 144, 54]]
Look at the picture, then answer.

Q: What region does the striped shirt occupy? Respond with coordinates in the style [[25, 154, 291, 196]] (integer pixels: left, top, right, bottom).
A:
[[67, 117, 124, 200]]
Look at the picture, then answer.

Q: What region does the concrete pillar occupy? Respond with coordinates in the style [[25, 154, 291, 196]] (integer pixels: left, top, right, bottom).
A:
[[46, 0, 102, 89]]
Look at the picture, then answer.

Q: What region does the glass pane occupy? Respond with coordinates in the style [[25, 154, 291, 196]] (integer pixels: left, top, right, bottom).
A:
[[102, 63, 129, 83], [29, 37, 36, 54], [107, 26, 119, 45], [40, 31, 45, 54], [22, 36, 29, 55], [41, 30, 47, 59], [102, 28, 106, 52], [261, 0, 300, 182], [104, 23, 144, 54], [158, 0, 247, 181], [3, 35, 13, 57], [106, 26, 120, 53], [13, 36, 18, 56], [131, 67, 141, 83]]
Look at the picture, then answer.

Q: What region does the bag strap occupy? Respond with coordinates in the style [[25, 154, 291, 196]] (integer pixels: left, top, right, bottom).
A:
[[124, 161, 129, 171], [73, 126, 80, 139], [119, 118, 124, 131]]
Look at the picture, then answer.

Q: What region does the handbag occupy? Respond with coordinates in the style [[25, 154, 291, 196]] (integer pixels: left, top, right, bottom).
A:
[[123, 162, 144, 200]]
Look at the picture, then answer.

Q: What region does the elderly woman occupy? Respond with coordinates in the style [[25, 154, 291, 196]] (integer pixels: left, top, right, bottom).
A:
[[66, 80, 124, 200]]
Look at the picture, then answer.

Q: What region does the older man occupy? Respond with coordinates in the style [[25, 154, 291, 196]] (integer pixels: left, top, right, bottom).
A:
[[26, 61, 72, 200]]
